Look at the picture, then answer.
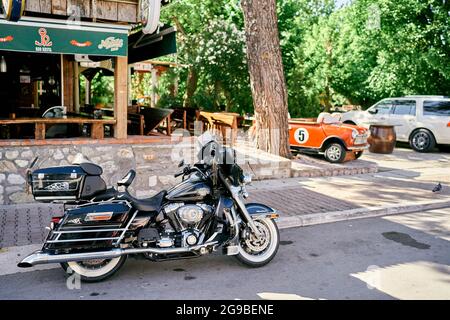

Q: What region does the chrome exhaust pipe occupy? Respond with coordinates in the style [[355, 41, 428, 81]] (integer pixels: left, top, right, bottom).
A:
[[18, 242, 218, 268]]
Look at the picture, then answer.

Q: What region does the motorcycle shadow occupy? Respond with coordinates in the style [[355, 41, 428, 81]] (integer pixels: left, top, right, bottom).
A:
[[121, 251, 240, 279]]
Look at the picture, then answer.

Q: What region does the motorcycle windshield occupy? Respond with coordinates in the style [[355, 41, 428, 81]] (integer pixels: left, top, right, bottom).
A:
[[196, 137, 236, 166]]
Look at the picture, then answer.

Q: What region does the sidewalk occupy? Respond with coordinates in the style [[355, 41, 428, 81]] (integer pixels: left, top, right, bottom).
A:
[[248, 148, 450, 227], [1, 148, 449, 248]]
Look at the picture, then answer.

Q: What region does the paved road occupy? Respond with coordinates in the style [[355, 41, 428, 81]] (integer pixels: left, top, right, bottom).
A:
[[0, 208, 448, 300]]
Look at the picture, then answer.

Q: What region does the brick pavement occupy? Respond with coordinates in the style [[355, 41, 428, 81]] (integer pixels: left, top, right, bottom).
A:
[[0, 184, 359, 248], [0, 204, 62, 248], [247, 187, 359, 216]]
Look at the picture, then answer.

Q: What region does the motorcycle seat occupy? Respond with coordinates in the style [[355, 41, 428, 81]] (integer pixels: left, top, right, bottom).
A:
[[126, 190, 167, 213]]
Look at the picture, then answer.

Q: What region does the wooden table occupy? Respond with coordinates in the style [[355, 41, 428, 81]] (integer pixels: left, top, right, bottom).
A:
[[0, 118, 116, 140]]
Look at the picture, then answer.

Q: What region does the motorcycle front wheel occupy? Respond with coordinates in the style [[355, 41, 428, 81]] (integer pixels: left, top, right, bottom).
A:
[[61, 255, 127, 282], [235, 218, 279, 268]]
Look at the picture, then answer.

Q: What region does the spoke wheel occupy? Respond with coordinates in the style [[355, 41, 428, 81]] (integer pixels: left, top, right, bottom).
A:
[[235, 218, 279, 267], [61, 255, 127, 283]]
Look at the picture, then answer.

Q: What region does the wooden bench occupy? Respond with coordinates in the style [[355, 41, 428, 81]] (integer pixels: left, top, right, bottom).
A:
[[0, 118, 116, 140]]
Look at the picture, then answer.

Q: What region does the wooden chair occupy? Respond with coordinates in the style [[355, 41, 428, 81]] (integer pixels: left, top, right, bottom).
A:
[[127, 113, 145, 135]]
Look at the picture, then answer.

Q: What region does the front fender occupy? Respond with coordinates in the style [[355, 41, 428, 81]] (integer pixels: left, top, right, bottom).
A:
[[245, 203, 279, 219]]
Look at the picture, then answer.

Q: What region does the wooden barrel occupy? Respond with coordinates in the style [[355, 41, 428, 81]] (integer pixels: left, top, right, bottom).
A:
[[368, 125, 396, 154]]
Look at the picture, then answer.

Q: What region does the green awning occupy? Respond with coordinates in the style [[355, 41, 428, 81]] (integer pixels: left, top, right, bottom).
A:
[[128, 25, 177, 64], [0, 16, 129, 56]]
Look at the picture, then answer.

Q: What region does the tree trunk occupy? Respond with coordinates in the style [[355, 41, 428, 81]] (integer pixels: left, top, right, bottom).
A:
[[183, 67, 198, 108], [324, 38, 333, 113], [241, 0, 291, 158], [172, 16, 198, 108]]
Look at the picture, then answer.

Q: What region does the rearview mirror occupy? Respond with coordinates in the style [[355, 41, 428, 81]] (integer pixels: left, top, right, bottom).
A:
[[178, 160, 185, 168], [29, 157, 38, 169], [368, 109, 378, 115]]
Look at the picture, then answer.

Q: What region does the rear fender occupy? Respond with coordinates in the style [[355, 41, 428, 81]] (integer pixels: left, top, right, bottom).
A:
[[245, 203, 279, 219]]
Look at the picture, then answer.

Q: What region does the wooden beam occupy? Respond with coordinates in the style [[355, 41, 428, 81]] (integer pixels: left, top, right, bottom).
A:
[[91, 122, 104, 139], [51, 0, 67, 15], [62, 55, 74, 112], [40, 0, 52, 13], [114, 56, 128, 139], [35, 123, 46, 140], [25, 0, 140, 22], [117, 3, 137, 22], [0, 118, 116, 124], [73, 61, 80, 113], [95, 0, 118, 21]]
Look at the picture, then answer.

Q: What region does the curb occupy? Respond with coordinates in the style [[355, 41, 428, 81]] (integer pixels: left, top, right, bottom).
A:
[[277, 199, 450, 229]]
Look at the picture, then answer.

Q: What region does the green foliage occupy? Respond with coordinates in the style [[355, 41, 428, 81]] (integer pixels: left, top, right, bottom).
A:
[[80, 73, 114, 107], [292, 0, 450, 113], [157, 0, 251, 112], [91, 74, 114, 106], [136, 0, 450, 117]]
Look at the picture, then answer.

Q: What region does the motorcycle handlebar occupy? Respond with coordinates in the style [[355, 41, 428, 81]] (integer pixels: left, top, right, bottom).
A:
[[174, 165, 192, 178], [174, 165, 210, 180], [174, 170, 184, 178]]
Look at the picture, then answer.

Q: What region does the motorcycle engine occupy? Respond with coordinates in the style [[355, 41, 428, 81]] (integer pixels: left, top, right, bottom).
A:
[[160, 203, 214, 248], [178, 205, 204, 225], [163, 203, 213, 230]]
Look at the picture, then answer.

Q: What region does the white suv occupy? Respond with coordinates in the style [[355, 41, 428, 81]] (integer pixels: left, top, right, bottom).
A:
[[341, 96, 450, 152]]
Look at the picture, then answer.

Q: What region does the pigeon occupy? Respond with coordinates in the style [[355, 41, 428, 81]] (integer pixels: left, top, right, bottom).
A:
[[432, 182, 442, 193]]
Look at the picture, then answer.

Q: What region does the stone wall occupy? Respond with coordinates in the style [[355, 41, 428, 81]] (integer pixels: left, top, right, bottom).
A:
[[0, 139, 292, 205], [0, 142, 185, 204], [0, 138, 380, 205]]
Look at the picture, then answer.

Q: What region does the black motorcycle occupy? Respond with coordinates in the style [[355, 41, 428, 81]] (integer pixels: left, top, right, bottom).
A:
[[18, 139, 280, 282]]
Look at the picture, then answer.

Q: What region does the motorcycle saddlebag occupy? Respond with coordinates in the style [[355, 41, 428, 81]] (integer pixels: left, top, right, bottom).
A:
[[31, 164, 106, 202], [44, 201, 131, 250]]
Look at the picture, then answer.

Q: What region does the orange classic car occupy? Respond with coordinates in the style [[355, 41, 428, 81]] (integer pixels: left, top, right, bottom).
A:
[[289, 113, 369, 163]]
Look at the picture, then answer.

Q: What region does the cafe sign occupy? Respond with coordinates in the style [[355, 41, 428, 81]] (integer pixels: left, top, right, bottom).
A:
[[0, 17, 129, 56]]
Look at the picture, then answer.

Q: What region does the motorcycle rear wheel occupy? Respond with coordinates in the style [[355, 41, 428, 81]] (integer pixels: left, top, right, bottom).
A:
[[61, 255, 127, 283], [235, 218, 279, 268]]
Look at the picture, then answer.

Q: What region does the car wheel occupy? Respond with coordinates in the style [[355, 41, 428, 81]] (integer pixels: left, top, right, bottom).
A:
[[409, 129, 436, 153], [343, 121, 356, 125], [324, 143, 346, 163]]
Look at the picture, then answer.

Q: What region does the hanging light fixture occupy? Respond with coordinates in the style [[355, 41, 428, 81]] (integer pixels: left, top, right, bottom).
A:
[[0, 56, 6, 73], [48, 76, 56, 86]]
